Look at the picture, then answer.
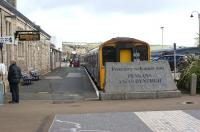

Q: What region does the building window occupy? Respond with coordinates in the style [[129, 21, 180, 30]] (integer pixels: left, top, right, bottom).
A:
[[18, 42, 24, 57], [6, 21, 11, 35]]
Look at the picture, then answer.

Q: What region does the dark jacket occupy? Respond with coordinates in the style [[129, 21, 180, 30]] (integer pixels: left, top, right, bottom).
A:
[[8, 64, 22, 83]]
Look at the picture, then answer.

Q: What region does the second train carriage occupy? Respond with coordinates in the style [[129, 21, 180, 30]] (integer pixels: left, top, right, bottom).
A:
[[82, 37, 151, 90]]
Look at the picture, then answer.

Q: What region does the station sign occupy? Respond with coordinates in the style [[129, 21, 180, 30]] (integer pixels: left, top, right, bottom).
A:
[[0, 36, 14, 44], [15, 31, 40, 41]]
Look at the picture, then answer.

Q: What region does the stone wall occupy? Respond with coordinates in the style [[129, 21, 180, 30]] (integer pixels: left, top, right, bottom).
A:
[[5, 7, 51, 72], [50, 48, 61, 70], [100, 61, 181, 100], [0, 3, 52, 92]]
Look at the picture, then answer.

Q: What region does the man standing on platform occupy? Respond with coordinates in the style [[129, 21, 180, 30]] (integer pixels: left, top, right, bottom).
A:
[[8, 60, 22, 104]]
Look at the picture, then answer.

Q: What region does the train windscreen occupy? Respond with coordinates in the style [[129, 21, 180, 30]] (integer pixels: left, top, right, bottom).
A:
[[102, 47, 115, 65]]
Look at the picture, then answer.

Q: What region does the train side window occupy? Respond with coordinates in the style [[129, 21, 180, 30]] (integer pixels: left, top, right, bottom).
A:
[[135, 45, 148, 61], [102, 47, 115, 66]]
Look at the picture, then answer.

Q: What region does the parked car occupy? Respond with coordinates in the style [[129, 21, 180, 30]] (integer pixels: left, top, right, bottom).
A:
[[155, 54, 188, 71]]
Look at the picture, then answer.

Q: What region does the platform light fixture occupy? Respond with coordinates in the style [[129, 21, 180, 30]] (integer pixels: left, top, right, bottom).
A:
[[190, 11, 200, 47]]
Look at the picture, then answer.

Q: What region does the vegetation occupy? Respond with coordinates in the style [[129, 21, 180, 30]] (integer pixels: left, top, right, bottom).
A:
[[177, 55, 200, 92]]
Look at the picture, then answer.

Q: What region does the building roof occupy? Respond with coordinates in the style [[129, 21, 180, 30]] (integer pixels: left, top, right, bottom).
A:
[[100, 37, 149, 47], [104, 37, 148, 44], [0, 0, 51, 38]]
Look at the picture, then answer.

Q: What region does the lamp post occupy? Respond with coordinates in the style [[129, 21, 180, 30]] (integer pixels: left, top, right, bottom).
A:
[[190, 11, 200, 47], [160, 26, 164, 48]]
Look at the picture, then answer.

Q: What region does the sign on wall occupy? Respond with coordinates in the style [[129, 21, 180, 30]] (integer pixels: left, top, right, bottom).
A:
[[15, 31, 40, 41], [0, 36, 14, 44]]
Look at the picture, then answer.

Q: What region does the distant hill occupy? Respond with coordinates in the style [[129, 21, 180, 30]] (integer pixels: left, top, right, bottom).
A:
[[62, 42, 101, 55], [150, 45, 173, 51], [84, 43, 101, 51]]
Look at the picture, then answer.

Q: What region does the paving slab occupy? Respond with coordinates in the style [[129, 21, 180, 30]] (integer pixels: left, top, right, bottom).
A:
[[49, 110, 200, 132]]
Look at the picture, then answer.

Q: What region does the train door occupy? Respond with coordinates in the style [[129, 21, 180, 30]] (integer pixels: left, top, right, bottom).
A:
[[100, 47, 116, 89], [119, 49, 132, 63]]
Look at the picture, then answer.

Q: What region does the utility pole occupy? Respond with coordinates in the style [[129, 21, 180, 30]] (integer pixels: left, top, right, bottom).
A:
[[160, 26, 164, 48]]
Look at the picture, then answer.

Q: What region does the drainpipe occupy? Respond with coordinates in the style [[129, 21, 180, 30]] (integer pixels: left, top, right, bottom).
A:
[[0, 8, 3, 63], [0, 8, 4, 94]]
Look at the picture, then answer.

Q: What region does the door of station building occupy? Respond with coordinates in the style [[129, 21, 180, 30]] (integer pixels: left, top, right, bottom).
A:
[[119, 49, 132, 63]]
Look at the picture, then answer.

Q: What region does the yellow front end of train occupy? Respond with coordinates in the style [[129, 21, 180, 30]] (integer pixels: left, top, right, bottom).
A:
[[83, 37, 151, 90]]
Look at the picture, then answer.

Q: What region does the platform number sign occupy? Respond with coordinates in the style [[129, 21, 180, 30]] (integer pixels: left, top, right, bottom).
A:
[[0, 36, 14, 44]]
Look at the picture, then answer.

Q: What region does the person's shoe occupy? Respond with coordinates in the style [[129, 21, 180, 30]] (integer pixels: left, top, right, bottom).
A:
[[8, 101, 15, 104]]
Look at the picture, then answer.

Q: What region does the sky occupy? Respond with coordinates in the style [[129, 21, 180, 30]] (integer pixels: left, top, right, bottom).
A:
[[17, 0, 200, 48]]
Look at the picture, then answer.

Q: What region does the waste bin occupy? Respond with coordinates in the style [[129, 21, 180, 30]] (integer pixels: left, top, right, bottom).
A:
[[0, 81, 4, 104]]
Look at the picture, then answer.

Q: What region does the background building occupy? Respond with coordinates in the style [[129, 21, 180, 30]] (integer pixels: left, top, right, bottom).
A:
[[50, 43, 61, 70], [62, 42, 100, 61]]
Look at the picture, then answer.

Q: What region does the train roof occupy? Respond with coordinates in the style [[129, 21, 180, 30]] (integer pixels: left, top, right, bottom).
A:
[[100, 37, 149, 47]]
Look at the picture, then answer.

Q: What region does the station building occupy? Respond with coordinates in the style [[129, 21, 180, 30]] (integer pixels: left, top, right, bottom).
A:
[[0, 0, 61, 92]]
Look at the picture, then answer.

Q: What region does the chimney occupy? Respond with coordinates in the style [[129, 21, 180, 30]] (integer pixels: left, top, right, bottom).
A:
[[6, 0, 17, 8]]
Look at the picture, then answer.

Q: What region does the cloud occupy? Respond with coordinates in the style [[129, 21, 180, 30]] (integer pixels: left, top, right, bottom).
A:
[[18, 0, 198, 15], [17, 0, 200, 48]]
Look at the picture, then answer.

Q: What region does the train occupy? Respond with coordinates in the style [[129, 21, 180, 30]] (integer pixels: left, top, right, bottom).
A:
[[81, 37, 151, 90]]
